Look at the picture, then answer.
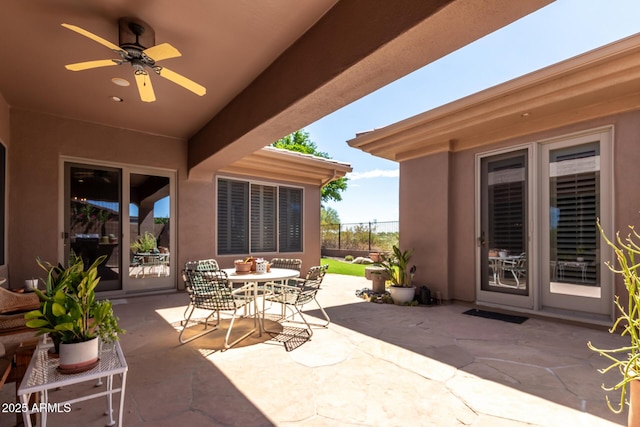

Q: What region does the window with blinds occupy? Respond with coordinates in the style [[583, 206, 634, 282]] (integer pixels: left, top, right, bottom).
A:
[[549, 142, 600, 285], [279, 186, 303, 252], [217, 179, 249, 254], [217, 178, 303, 255], [251, 184, 277, 252]]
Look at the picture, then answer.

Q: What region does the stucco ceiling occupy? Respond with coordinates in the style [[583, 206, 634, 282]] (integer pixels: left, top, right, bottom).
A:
[[0, 0, 554, 176], [0, 0, 338, 139]]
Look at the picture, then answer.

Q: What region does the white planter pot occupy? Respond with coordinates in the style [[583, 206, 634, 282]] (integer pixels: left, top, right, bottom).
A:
[[59, 337, 99, 372], [389, 286, 416, 305]]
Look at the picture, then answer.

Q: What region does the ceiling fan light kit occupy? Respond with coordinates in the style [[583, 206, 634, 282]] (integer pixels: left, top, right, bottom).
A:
[[62, 18, 206, 103]]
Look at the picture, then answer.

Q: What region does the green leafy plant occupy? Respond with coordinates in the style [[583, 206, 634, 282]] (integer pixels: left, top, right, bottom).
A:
[[379, 245, 414, 287], [130, 231, 157, 254], [24, 254, 124, 344], [587, 221, 640, 413]]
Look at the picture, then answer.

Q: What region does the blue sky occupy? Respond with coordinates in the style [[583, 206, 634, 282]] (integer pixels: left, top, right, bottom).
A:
[[306, 0, 640, 224]]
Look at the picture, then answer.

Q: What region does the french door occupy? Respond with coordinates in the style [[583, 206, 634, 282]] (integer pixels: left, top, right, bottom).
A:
[[478, 148, 533, 309], [477, 128, 613, 320], [63, 160, 176, 294]]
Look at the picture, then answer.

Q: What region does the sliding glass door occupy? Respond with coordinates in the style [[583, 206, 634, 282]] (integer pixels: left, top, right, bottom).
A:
[[64, 160, 175, 294], [65, 163, 122, 292]]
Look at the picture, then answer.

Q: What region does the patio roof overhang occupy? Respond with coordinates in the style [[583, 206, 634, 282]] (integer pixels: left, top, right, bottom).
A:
[[218, 146, 352, 187], [0, 0, 554, 178], [348, 32, 640, 162]]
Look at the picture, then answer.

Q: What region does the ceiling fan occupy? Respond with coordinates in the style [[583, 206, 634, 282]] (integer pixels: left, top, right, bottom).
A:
[[62, 18, 206, 102]]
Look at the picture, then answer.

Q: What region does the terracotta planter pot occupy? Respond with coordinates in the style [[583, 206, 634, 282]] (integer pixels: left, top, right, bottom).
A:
[[630, 380, 640, 427], [234, 261, 252, 273]]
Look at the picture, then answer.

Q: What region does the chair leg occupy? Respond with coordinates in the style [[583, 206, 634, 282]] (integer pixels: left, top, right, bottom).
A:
[[264, 302, 314, 339], [178, 306, 220, 344], [312, 298, 331, 327], [224, 308, 257, 349]]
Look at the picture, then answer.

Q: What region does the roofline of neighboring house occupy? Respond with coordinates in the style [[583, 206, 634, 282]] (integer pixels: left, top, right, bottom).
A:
[[218, 145, 352, 186], [348, 31, 640, 162]]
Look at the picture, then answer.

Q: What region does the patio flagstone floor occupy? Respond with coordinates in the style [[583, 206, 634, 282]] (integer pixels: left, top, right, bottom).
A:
[[0, 273, 630, 426]]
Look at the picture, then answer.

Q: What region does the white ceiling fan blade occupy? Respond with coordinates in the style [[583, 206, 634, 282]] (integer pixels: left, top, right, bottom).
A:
[[61, 23, 124, 53], [157, 67, 206, 96], [65, 59, 118, 71], [143, 43, 181, 62], [134, 73, 156, 103]]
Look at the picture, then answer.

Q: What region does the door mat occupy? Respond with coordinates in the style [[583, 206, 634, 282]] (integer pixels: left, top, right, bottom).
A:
[[463, 309, 528, 324]]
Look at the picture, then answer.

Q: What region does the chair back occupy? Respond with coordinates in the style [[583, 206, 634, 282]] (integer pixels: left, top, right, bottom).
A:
[[296, 265, 329, 305], [304, 264, 329, 282], [183, 269, 237, 311], [270, 258, 302, 271], [184, 258, 220, 272]]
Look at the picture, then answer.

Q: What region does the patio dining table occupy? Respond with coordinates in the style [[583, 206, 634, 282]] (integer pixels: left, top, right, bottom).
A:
[[222, 268, 300, 335]]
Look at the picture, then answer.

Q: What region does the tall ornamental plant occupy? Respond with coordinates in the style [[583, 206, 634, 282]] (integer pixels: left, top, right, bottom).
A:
[[588, 221, 640, 424]]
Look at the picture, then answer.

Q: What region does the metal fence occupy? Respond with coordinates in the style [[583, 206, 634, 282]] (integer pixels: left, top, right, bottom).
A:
[[321, 221, 399, 252]]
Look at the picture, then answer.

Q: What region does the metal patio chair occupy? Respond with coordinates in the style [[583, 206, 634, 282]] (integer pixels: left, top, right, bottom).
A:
[[264, 264, 330, 336], [182, 259, 221, 319], [261, 258, 303, 294], [179, 269, 255, 348], [502, 252, 527, 289], [184, 258, 219, 272]]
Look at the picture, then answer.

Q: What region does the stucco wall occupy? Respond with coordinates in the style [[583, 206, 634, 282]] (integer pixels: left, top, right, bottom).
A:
[[400, 151, 450, 299], [402, 110, 640, 306], [9, 109, 187, 287], [7, 109, 323, 289]]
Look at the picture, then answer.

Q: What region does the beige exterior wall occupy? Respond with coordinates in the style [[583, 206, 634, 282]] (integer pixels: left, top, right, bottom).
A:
[[7, 109, 323, 290], [401, 110, 640, 305]]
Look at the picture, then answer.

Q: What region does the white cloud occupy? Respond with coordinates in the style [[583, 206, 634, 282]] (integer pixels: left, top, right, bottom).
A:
[[346, 169, 399, 181]]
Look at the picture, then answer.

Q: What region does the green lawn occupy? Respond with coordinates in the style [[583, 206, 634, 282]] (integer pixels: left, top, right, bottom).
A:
[[321, 257, 368, 277]]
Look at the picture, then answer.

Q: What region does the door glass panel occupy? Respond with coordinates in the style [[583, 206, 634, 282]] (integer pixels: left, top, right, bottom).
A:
[[128, 173, 171, 282], [66, 164, 122, 292], [481, 152, 528, 295], [548, 143, 600, 298]]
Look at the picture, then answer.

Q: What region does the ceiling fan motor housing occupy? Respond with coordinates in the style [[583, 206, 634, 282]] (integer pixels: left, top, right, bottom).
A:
[[118, 17, 155, 51]]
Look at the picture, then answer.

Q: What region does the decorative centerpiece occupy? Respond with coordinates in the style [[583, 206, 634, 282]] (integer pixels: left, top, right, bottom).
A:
[[234, 258, 252, 274], [25, 253, 124, 373]]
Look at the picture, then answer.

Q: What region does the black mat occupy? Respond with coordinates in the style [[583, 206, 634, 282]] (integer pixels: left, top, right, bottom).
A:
[[463, 309, 528, 324]]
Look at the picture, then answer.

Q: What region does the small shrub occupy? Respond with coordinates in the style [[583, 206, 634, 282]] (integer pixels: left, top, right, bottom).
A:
[[344, 255, 354, 262]]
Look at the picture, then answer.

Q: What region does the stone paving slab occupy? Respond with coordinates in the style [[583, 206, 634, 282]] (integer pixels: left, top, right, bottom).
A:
[[0, 273, 629, 426]]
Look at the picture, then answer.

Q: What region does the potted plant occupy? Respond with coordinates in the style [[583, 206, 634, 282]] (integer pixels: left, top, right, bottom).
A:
[[588, 221, 640, 425], [379, 245, 416, 305], [131, 231, 158, 261], [24, 253, 124, 372]]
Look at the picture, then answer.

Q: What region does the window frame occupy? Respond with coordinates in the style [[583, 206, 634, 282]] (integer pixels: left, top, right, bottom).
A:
[[216, 177, 304, 255]]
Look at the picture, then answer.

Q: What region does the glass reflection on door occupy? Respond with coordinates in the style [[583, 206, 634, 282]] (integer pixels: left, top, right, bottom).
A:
[[66, 164, 122, 292], [548, 142, 601, 298], [128, 173, 171, 283], [480, 151, 528, 295]]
